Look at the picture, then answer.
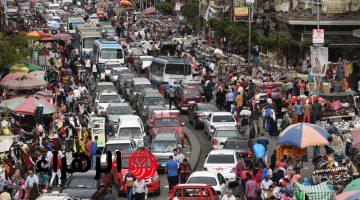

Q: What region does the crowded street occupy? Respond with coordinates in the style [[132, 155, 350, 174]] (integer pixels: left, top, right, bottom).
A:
[[0, 0, 360, 200]]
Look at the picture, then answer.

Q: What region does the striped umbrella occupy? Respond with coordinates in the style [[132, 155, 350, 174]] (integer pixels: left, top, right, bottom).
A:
[[277, 123, 330, 149], [335, 190, 360, 200], [0, 96, 55, 115]]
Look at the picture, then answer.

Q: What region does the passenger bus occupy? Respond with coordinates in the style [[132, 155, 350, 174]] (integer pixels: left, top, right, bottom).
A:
[[78, 30, 102, 56], [149, 56, 200, 88], [93, 39, 125, 65], [67, 17, 85, 34]]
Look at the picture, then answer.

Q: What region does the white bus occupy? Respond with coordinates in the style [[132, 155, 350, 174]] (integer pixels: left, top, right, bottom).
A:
[[149, 56, 200, 88], [78, 30, 101, 56], [93, 39, 125, 65]]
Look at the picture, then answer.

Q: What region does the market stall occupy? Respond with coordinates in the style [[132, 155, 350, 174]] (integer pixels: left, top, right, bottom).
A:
[[312, 167, 353, 192], [294, 182, 336, 200]]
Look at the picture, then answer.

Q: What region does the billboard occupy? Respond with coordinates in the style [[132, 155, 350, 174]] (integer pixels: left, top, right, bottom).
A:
[[233, 6, 248, 21], [310, 46, 328, 77]]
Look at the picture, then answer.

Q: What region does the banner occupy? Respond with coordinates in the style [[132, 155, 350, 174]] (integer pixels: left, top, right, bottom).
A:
[[310, 46, 328, 77], [234, 6, 248, 21], [312, 29, 324, 44]]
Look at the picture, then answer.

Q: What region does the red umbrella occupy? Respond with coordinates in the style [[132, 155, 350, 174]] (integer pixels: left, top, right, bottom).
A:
[[120, 0, 133, 7], [0, 76, 47, 90], [143, 7, 156, 15], [0, 96, 55, 115], [351, 129, 360, 149], [1, 73, 34, 83]]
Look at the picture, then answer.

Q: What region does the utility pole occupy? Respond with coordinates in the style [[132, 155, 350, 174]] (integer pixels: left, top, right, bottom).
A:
[[248, 4, 251, 62]]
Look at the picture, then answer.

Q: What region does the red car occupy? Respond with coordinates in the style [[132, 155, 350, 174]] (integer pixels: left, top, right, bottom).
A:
[[170, 184, 219, 200], [148, 110, 185, 144], [176, 85, 203, 112], [111, 155, 161, 196]]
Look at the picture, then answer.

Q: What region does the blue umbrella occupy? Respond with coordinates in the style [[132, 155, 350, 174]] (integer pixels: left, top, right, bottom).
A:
[[253, 143, 265, 159]]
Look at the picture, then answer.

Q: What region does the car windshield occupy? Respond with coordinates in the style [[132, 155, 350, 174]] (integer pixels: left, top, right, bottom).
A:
[[224, 140, 249, 150], [187, 177, 217, 186], [215, 130, 239, 138], [83, 37, 98, 49], [107, 106, 132, 115], [165, 64, 191, 75], [67, 177, 97, 189], [131, 49, 145, 56], [118, 127, 142, 138], [99, 95, 121, 103], [197, 104, 219, 112], [104, 143, 133, 155], [213, 115, 235, 123], [206, 154, 235, 164], [154, 118, 179, 127], [100, 48, 123, 59], [122, 157, 150, 169], [144, 97, 164, 106], [96, 85, 116, 92], [184, 90, 201, 98], [134, 84, 151, 92], [119, 69, 132, 74], [152, 140, 176, 153]]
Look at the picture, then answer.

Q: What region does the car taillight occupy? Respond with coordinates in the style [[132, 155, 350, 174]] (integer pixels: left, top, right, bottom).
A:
[[211, 139, 218, 145], [204, 167, 207, 171]]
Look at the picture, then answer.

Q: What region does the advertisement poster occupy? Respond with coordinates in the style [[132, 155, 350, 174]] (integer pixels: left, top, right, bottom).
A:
[[310, 46, 328, 77], [312, 29, 324, 44], [233, 6, 248, 21]]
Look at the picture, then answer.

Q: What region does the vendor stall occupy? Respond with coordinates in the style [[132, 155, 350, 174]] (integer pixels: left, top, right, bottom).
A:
[[294, 182, 335, 200], [275, 145, 307, 168], [312, 167, 353, 192]]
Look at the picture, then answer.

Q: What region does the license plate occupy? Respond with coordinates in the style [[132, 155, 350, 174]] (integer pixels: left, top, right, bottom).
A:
[[189, 101, 196, 104]]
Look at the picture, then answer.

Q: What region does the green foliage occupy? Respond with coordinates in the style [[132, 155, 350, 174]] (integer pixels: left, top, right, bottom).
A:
[[155, 1, 173, 15], [0, 36, 30, 70], [258, 34, 292, 52], [181, 0, 200, 25], [299, 37, 312, 52]]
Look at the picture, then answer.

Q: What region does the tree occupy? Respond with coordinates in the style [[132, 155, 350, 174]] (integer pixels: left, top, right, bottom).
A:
[[182, 0, 200, 25], [155, 1, 173, 15], [0, 35, 30, 70]]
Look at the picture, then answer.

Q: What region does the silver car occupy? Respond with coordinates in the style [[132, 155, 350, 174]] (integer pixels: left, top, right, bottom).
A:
[[106, 103, 133, 124]]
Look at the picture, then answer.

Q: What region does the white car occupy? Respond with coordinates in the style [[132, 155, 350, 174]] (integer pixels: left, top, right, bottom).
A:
[[117, 115, 146, 147], [186, 171, 228, 196], [88, 14, 99, 25], [204, 112, 237, 139], [211, 126, 241, 150], [95, 91, 123, 114], [203, 149, 240, 182], [101, 138, 137, 164], [110, 67, 131, 82]]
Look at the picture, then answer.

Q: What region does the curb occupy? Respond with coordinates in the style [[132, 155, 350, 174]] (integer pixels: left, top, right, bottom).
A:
[[183, 127, 201, 172]]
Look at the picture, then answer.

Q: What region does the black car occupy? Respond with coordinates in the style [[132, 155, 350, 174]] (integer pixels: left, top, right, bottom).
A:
[[222, 137, 253, 157], [188, 103, 219, 129]]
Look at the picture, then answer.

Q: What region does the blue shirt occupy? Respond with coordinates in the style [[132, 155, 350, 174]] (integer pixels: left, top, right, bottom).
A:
[[166, 160, 178, 176], [26, 175, 39, 188], [91, 141, 97, 155], [294, 103, 304, 115]]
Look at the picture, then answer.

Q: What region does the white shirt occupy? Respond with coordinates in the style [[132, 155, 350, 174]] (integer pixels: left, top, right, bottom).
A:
[[221, 194, 236, 200], [79, 86, 88, 94], [133, 179, 148, 194], [85, 59, 91, 68], [92, 64, 97, 73], [73, 89, 80, 98]]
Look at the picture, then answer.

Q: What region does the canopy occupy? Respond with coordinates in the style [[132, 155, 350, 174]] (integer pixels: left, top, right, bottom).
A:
[[277, 123, 330, 149], [351, 129, 360, 149], [28, 64, 43, 72], [26, 30, 50, 38], [294, 182, 335, 200], [143, 7, 156, 15], [0, 75, 47, 90], [29, 70, 46, 80], [9, 63, 29, 73], [336, 190, 360, 200], [344, 178, 360, 192], [0, 96, 55, 115], [34, 90, 54, 102], [1, 72, 34, 83]]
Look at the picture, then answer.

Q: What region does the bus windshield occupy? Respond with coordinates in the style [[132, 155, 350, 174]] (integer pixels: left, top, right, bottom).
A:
[[165, 64, 191, 75], [83, 37, 98, 49], [100, 49, 123, 59]]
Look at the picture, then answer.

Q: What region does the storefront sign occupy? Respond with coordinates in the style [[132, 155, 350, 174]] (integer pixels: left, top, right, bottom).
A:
[[233, 6, 248, 22], [312, 29, 324, 44], [310, 46, 328, 77]]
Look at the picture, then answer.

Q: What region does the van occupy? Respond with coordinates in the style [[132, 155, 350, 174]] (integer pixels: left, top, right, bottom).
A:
[[128, 78, 152, 104]]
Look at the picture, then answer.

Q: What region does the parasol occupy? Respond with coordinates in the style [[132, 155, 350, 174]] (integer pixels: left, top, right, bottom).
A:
[[344, 179, 360, 192], [34, 90, 54, 102], [26, 30, 50, 38], [120, 0, 133, 7], [50, 33, 72, 41], [277, 123, 330, 149], [143, 7, 156, 15], [351, 129, 360, 149], [1, 72, 34, 83], [0, 96, 55, 115], [335, 190, 360, 200], [0, 76, 47, 90], [29, 70, 46, 80]]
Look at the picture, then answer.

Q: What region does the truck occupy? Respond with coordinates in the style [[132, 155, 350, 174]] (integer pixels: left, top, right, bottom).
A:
[[67, 17, 85, 34], [78, 30, 102, 56]]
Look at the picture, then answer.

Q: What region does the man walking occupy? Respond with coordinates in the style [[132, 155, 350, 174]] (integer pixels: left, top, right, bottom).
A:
[[165, 155, 178, 192], [178, 158, 191, 183], [91, 136, 98, 169], [168, 86, 176, 109]]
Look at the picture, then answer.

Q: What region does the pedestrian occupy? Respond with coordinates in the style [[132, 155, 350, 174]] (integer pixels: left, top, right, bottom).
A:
[[165, 155, 178, 192], [103, 187, 116, 200], [294, 100, 304, 123], [133, 177, 148, 200], [303, 100, 311, 123], [178, 158, 191, 183], [215, 87, 226, 110], [260, 174, 273, 200], [123, 171, 135, 200], [92, 63, 98, 82], [245, 173, 257, 200], [311, 99, 322, 123], [49, 150, 62, 188], [168, 85, 176, 109], [0, 186, 11, 200], [234, 158, 245, 184], [91, 136, 98, 169], [225, 89, 235, 112], [221, 189, 236, 200]]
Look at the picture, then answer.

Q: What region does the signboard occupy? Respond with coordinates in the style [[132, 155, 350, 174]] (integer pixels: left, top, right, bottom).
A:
[[175, 3, 181, 11], [310, 46, 328, 77], [90, 117, 106, 147], [245, 0, 255, 4], [233, 6, 248, 22], [312, 29, 324, 44]]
